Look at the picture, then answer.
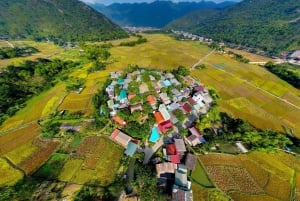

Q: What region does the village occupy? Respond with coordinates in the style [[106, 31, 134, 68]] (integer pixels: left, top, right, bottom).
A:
[[105, 68, 215, 201]]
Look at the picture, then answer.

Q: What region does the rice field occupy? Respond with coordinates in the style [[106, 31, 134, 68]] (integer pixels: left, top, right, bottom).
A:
[[0, 158, 23, 186], [58, 137, 123, 186], [199, 152, 299, 201]]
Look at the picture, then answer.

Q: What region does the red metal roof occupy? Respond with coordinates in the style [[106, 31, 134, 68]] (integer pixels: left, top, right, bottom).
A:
[[112, 115, 126, 127], [182, 103, 192, 113], [166, 143, 177, 155], [147, 95, 156, 105], [194, 85, 205, 92], [169, 154, 180, 164], [187, 97, 197, 106], [158, 120, 173, 133]]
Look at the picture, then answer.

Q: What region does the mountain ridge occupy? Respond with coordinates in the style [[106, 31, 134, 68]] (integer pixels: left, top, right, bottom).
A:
[[166, 0, 300, 55], [89, 0, 237, 28], [0, 0, 128, 41]]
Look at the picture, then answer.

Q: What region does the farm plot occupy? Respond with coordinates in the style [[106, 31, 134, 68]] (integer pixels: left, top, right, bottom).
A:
[[191, 161, 214, 187], [263, 174, 291, 201], [295, 173, 300, 201], [205, 166, 263, 194], [0, 123, 40, 155], [229, 192, 279, 201], [58, 136, 123, 186], [0, 158, 23, 186], [5, 141, 39, 165], [199, 154, 242, 167], [19, 140, 60, 175]]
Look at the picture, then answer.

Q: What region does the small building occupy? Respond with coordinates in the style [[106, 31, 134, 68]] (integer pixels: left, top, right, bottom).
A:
[[159, 104, 171, 121], [162, 80, 172, 87], [149, 75, 156, 81], [112, 115, 126, 127], [154, 111, 165, 124], [107, 100, 114, 110], [139, 82, 149, 93], [130, 103, 143, 113], [125, 141, 138, 157], [128, 93, 136, 100], [117, 78, 125, 85], [185, 135, 200, 146], [175, 166, 189, 189], [172, 186, 193, 201], [193, 85, 205, 93], [235, 142, 248, 153], [171, 78, 181, 86], [192, 92, 205, 106], [159, 120, 173, 133], [118, 89, 128, 104], [156, 162, 177, 177], [165, 73, 175, 79], [181, 103, 193, 114], [185, 153, 196, 170], [159, 93, 171, 105], [168, 102, 180, 111], [166, 143, 177, 155], [147, 95, 157, 106], [110, 129, 131, 148], [174, 139, 186, 155]]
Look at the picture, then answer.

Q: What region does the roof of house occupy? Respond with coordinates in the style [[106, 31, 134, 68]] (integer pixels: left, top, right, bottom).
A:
[[147, 95, 156, 105], [189, 127, 202, 137], [107, 100, 114, 109], [128, 93, 136, 100], [172, 187, 193, 201], [117, 78, 125, 84], [125, 141, 138, 157], [186, 134, 200, 146], [110, 129, 131, 148], [159, 120, 173, 133], [112, 115, 126, 127], [175, 169, 188, 188], [187, 97, 197, 106], [163, 80, 172, 87], [182, 103, 192, 113], [174, 139, 186, 153], [168, 154, 181, 164], [193, 85, 205, 92], [119, 89, 127, 100], [185, 153, 196, 170], [159, 104, 171, 121], [166, 143, 177, 155], [156, 162, 177, 176], [154, 111, 165, 124], [130, 103, 143, 113]]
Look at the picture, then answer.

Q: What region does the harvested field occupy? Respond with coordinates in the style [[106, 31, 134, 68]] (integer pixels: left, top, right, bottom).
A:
[[241, 159, 269, 187], [5, 141, 39, 165], [76, 136, 101, 157], [199, 154, 242, 167], [229, 192, 279, 201], [20, 140, 60, 175], [206, 166, 263, 194], [0, 123, 40, 155]]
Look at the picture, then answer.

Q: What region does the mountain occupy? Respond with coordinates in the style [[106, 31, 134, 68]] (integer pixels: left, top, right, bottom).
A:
[[0, 0, 128, 41], [89, 1, 237, 28], [166, 0, 300, 55]]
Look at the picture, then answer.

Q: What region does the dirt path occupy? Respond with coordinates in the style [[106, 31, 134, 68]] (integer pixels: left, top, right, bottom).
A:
[[190, 49, 215, 70]]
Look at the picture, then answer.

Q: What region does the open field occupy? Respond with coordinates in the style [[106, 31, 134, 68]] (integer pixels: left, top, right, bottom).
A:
[[58, 136, 123, 186], [192, 51, 300, 136], [199, 151, 299, 200], [191, 160, 214, 187], [225, 48, 272, 62]]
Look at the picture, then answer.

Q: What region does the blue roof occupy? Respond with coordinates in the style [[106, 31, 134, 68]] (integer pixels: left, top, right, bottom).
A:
[[149, 127, 160, 143], [163, 80, 172, 87], [117, 78, 125, 84], [125, 142, 138, 157], [119, 89, 127, 100], [200, 136, 206, 143]]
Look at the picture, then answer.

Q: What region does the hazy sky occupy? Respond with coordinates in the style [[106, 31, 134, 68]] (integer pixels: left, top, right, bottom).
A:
[[81, 0, 241, 5]]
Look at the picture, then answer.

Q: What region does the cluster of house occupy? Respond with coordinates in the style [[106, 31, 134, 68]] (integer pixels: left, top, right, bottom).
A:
[[123, 26, 161, 33], [172, 30, 213, 42], [106, 69, 214, 200]]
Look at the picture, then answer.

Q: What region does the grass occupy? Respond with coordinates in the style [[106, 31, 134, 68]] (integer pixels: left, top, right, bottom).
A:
[[229, 191, 279, 201], [191, 160, 214, 187], [34, 153, 68, 179], [225, 48, 272, 62], [0, 158, 23, 186], [58, 159, 84, 181]]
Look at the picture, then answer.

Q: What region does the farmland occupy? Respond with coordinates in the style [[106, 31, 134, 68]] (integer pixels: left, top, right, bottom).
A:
[[199, 151, 300, 200], [58, 136, 123, 186]]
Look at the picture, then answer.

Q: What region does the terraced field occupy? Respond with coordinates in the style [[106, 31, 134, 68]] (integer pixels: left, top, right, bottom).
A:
[[199, 152, 300, 201]]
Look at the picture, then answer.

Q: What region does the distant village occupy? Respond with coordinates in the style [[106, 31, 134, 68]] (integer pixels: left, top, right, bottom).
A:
[[105, 68, 214, 201]]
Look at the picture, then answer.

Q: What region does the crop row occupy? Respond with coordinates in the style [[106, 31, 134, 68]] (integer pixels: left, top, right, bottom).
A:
[[76, 136, 101, 156], [199, 153, 242, 167], [206, 165, 263, 194]]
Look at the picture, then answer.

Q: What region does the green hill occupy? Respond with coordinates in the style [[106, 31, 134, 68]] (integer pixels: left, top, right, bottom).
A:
[[166, 0, 300, 55], [0, 0, 128, 41]]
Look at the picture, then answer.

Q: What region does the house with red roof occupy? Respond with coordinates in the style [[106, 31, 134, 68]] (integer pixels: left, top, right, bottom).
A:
[[166, 143, 180, 164], [158, 120, 173, 133], [112, 115, 126, 127], [181, 102, 192, 114], [110, 129, 131, 148]]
